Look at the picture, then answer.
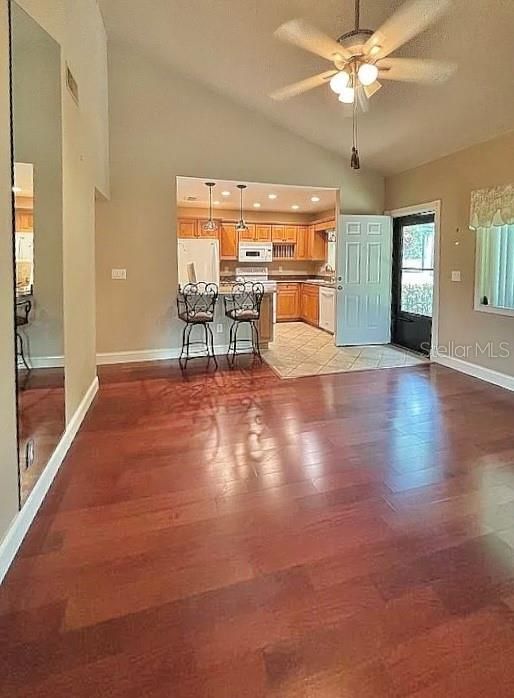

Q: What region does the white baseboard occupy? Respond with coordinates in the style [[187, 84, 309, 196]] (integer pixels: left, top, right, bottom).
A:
[[27, 355, 65, 369], [97, 345, 232, 365], [0, 375, 99, 584], [433, 355, 514, 392]]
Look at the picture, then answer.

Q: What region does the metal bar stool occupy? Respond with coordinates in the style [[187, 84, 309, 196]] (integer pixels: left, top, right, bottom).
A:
[[224, 281, 264, 365], [15, 297, 32, 373], [177, 282, 218, 369]]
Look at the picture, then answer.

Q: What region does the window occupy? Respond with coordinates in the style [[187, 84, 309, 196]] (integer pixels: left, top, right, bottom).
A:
[[471, 184, 514, 316], [476, 224, 514, 313], [400, 221, 435, 317]]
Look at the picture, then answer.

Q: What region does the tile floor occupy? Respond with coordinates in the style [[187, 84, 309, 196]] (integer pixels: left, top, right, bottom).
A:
[[263, 322, 428, 379]]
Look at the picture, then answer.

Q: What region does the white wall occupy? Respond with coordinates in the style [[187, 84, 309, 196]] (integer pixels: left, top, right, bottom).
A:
[[96, 42, 384, 355]]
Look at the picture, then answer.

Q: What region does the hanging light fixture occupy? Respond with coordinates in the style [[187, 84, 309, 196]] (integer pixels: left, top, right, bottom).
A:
[[202, 182, 218, 232], [235, 184, 249, 233]]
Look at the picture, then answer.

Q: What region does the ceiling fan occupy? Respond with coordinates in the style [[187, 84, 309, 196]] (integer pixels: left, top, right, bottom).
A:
[[270, 0, 457, 113]]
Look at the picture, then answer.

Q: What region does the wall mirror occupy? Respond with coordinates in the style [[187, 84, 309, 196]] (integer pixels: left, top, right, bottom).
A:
[[10, 1, 65, 505]]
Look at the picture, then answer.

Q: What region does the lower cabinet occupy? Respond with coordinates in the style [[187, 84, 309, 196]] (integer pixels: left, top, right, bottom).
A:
[[276, 283, 300, 321], [300, 284, 319, 326]]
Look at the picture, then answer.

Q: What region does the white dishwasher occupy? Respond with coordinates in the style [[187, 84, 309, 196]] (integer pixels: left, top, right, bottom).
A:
[[319, 286, 336, 334]]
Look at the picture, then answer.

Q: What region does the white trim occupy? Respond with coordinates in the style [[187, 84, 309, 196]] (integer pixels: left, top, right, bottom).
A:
[[96, 346, 232, 365], [0, 376, 99, 584], [475, 304, 514, 319], [433, 355, 514, 392], [27, 355, 65, 369], [386, 200, 441, 357]]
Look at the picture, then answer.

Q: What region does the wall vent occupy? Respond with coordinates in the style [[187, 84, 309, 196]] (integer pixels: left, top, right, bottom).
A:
[[66, 63, 79, 105]]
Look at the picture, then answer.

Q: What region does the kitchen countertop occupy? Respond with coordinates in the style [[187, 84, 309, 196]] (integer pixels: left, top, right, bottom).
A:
[[274, 279, 335, 289]]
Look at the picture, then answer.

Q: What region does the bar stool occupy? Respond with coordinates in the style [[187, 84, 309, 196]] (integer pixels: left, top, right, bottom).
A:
[[177, 282, 218, 369], [15, 297, 32, 373], [224, 281, 264, 365]]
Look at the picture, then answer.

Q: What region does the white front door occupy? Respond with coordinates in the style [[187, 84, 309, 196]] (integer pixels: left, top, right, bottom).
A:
[[335, 214, 392, 346]]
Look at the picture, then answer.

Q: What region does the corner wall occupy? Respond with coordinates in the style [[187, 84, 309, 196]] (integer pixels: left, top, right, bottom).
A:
[[96, 42, 384, 355], [385, 130, 514, 377]]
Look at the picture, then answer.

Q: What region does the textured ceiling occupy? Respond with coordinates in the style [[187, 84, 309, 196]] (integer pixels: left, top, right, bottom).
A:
[[100, 0, 514, 175]]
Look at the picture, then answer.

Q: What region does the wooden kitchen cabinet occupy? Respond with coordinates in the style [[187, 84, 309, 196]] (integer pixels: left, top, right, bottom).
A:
[[15, 210, 33, 232], [255, 224, 272, 241], [258, 294, 274, 344], [220, 223, 238, 259], [310, 228, 327, 261], [276, 283, 300, 321], [271, 225, 285, 242], [178, 218, 197, 238], [283, 225, 297, 243], [295, 226, 308, 260], [300, 283, 319, 327], [238, 223, 256, 242]]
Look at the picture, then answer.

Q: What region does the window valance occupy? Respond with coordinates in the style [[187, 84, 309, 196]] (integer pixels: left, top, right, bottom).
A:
[[470, 184, 514, 229]]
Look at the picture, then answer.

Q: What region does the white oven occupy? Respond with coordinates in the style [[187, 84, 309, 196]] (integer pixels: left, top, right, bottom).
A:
[[238, 242, 273, 263]]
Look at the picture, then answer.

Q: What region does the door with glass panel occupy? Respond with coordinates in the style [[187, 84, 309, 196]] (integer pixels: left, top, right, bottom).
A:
[[391, 214, 435, 355]]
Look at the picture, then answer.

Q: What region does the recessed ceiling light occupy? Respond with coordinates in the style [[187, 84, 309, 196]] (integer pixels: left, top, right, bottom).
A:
[[253, 202, 261, 208], [311, 196, 320, 203], [291, 204, 300, 210], [221, 190, 230, 197], [213, 200, 220, 205], [268, 193, 277, 200], [12, 186, 21, 193]]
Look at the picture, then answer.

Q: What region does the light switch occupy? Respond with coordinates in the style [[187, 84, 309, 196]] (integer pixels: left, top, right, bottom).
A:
[[112, 268, 127, 280], [451, 271, 461, 282]]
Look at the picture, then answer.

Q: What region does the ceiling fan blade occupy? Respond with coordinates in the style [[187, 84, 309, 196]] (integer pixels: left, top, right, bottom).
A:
[[270, 69, 337, 101], [378, 58, 457, 83], [364, 0, 452, 60], [363, 80, 382, 98], [274, 18, 351, 64]]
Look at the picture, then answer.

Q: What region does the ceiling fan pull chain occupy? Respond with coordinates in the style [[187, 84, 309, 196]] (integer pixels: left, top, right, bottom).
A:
[[354, 0, 360, 31]]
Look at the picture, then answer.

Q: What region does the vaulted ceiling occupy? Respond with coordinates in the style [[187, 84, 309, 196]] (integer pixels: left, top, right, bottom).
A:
[[99, 0, 514, 175]]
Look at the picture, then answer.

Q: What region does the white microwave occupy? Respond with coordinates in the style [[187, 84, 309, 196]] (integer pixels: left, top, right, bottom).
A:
[[238, 242, 273, 263]]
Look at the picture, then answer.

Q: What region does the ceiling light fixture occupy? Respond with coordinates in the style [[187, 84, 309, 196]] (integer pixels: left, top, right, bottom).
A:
[[311, 196, 320, 203], [329, 70, 349, 94], [221, 190, 230, 197], [291, 204, 300, 210], [339, 86, 355, 104], [12, 186, 21, 193], [358, 62, 378, 86], [268, 193, 277, 200], [202, 182, 218, 233], [213, 200, 220, 205], [235, 184, 249, 233], [253, 202, 261, 208]]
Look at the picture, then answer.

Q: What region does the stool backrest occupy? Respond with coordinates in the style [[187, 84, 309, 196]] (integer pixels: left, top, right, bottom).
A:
[[177, 282, 218, 321], [229, 281, 264, 314]]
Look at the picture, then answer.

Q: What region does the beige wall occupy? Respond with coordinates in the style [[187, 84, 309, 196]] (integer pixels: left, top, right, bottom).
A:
[[16, 0, 109, 419], [0, 0, 109, 549], [96, 42, 383, 354], [386, 130, 514, 376], [0, 1, 21, 546]]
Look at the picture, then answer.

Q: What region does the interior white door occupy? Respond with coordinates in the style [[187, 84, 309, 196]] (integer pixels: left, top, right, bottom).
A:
[[335, 214, 392, 346]]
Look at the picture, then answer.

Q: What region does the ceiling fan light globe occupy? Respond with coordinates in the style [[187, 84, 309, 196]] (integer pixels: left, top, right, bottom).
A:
[[339, 86, 355, 104], [329, 70, 349, 94], [358, 62, 379, 86]]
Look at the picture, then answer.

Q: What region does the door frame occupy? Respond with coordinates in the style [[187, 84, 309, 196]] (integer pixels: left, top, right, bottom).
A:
[[385, 200, 441, 358]]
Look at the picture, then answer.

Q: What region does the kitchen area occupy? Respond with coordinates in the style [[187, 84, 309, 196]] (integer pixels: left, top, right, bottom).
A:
[[176, 177, 339, 371]]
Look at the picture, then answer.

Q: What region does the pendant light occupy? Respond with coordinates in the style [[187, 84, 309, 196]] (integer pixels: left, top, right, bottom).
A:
[[235, 184, 249, 232], [202, 182, 218, 232]]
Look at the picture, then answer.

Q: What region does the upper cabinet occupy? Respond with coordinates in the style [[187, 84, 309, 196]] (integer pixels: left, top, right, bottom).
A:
[[272, 225, 297, 243], [238, 223, 256, 242], [15, 210, 33, 232], [220, 223, 238, 260], [255, 224, 272, 242], [178, 218, 197, 238]]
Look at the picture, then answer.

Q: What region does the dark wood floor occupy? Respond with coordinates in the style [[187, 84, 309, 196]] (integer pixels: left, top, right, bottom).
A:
[[2, 357, 514, 696]]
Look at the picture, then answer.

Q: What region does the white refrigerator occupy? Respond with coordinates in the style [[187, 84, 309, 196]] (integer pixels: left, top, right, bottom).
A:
[[177, 238, 220, 288]]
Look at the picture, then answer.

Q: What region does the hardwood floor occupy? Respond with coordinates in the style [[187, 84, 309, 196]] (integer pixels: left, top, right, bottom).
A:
[[1, 357, 514, 696]]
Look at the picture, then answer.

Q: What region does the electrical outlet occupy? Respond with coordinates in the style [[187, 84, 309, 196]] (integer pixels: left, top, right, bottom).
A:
[[112, 268, 127, 280], [451, 270, 461, 282], [216, 324, 223, 333]]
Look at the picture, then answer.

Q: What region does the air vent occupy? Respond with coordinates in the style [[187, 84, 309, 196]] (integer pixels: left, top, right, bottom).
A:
[[185, 196, 198, 202], [66, 63, 79, 105]]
